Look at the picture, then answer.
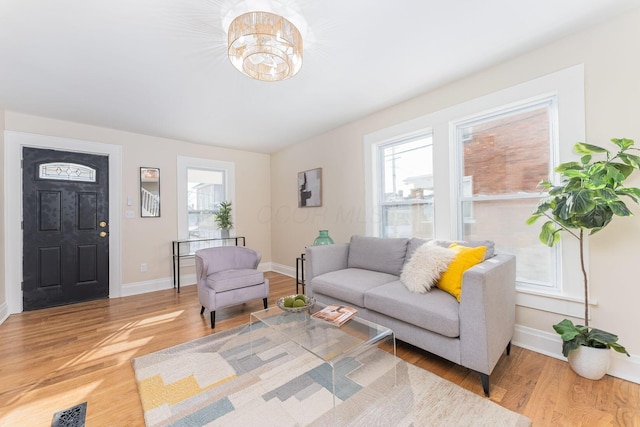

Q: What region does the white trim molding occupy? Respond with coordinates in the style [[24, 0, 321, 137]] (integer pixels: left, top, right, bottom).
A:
[[516, 288, 597, 319], [270, 262, 295, 279], [121, 276, 189, 297], [176, 156, 236, 240]]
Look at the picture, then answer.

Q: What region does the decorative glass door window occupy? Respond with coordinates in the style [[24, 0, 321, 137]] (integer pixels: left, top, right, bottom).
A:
[[39, 163, 96, 182]]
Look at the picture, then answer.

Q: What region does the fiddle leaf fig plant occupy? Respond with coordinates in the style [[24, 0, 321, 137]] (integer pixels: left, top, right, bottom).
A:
[[527, 138, 640, 357]]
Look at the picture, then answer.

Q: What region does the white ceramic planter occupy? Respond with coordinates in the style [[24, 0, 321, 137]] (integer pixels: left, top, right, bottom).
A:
[[567, 345, 610, 380]]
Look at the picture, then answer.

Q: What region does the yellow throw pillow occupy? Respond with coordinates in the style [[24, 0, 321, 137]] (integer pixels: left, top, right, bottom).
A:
[[436, 243, 487, 301]]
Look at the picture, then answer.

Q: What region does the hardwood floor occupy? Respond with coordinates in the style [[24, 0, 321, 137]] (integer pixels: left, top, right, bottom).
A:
[[1, 272, 638, 426]]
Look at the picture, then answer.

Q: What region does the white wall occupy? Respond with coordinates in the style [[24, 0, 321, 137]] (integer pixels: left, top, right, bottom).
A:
[[270, 9, 640, 382]]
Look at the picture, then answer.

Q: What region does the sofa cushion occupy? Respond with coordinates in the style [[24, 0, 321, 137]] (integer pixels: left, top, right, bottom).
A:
[[364, 281, 460, 338], [348, 235, 409, 276], [400, 243, 456, 293], [408, 237, 495, 260], [436, 243, 487, 301], [311, 268, 399, 307], [206, 269, 265, 292]]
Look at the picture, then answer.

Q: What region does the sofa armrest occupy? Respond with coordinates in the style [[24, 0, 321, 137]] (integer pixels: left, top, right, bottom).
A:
[[305, 243, 350, 294], [458, 254, 516, 375]]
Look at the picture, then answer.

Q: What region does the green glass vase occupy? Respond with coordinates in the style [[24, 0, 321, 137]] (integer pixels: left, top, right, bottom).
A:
[[313, 230, 334, 246]]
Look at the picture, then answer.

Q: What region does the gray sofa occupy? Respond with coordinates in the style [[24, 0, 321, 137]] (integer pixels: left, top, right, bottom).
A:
[[305, 235, 516, 397]]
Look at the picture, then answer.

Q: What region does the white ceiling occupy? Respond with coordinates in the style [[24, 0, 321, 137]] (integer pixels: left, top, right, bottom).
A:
[[0, 0, 638, 154]]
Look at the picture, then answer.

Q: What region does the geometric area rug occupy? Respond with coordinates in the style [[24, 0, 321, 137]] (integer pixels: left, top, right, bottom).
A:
[[132, 324, 532, 427]]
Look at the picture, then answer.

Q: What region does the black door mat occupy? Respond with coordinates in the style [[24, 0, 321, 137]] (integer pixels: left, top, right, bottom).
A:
[[51, 402, 87, 427]]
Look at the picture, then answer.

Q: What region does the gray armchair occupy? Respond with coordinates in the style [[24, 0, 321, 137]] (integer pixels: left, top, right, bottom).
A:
[[195, 246, 269, 328]]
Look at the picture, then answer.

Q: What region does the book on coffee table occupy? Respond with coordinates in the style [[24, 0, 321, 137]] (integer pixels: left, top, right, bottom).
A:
[[311, 305, 357, 326]]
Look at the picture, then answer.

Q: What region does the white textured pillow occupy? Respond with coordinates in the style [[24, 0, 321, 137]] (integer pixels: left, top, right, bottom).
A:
[[400, 243, 456, 293]]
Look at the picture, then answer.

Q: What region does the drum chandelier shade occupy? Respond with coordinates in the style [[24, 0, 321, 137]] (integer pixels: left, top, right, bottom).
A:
[[228, 11, 303, 82]]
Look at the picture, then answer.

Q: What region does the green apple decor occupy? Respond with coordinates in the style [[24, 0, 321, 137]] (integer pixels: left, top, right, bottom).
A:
[[527, 139, 637, 378]]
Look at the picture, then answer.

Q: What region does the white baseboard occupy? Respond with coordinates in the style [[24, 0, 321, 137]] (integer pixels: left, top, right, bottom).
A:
[[120, 274, 196, 297], [270, 262, 295, 278], [258, 262, 274, 273], [120, 261, 274, 298], [513, 324, 640, 384]]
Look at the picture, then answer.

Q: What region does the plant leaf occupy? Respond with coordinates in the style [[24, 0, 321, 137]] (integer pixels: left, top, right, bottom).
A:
[[586, 328, 619, 344], [588, 226, 604, 235], [610, 163, 634, 180], [587, 162, 606, 175], [597, 188, 619, 202], [576, 204, 613, 229], [616, 187, 640, 203], [531, 197, 553, 215], [555, 161, 583, 172], [553, 319, 581, 338], [549, 184, 569, 195], [611, 138, 634, 150], [538, 179, 553, 190], [526, 214, 542, 225], [586, 327, 630, 356], [539, 221, 561, 247], [562, 169, 588, 179], [552, 196, 573, 225], [567, 189, 596, 215], [609, 342, 630, 356], [619, 153, 640, 169], [574, 142, 609, 155], [609, 200, 632, 216]]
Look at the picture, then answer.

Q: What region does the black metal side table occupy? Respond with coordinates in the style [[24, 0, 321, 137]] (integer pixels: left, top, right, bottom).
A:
[[295, 253, 305, 294]]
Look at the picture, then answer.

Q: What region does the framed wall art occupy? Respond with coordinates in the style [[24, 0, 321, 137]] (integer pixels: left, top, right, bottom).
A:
[[298, 168, 322, 207]]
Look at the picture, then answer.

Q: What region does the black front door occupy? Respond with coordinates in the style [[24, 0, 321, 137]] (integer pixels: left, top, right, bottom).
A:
[[22, 147, 110, 310]]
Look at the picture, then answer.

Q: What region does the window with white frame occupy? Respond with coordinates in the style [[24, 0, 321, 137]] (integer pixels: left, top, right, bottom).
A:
[[378, 133, 434, 239], [453, 97, 559, 290], [364, 65, 586, 316], [177, 156, 235, 240], [187, 168, 226, 239]]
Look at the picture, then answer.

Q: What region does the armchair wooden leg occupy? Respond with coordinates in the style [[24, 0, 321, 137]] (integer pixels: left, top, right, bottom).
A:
[[200, 306, 205, 315], [506, 340, 512, 356], [263, 298, 268, 309], [210, 311, 216, 329]]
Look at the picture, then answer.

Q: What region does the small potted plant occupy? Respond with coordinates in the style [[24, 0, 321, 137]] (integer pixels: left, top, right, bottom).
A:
[[214, 201, 233, 238], [527, 138, 637, 379]]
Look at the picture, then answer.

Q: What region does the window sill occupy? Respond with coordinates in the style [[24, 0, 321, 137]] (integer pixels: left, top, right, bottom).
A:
[[516, 286, 596, 319]]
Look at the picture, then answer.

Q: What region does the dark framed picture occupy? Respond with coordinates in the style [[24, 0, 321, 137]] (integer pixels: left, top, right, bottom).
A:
[[298, 168, 322, 207]]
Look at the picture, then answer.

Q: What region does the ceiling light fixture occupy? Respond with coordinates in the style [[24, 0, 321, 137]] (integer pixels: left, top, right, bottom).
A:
[[228, 11, 303, 82]]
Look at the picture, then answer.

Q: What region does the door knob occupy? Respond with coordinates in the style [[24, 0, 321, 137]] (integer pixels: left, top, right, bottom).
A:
[[99, 231, 108, 238], [99, 221, 108, 228]]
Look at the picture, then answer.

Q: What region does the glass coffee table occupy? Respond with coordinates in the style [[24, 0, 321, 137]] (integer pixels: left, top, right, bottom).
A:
[[250, 305, 396, 418]]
